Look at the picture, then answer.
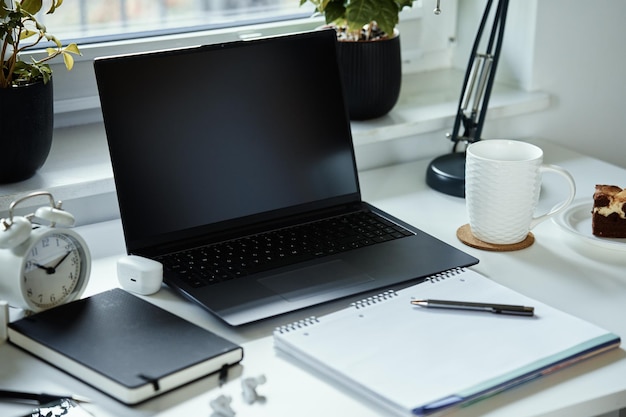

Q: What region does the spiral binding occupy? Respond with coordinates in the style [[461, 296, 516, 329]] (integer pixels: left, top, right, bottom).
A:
[[275, 316, 319, 334], [351, 289, 398, 310], [275, 268, 467, 332], [425, 267, 465, 284]]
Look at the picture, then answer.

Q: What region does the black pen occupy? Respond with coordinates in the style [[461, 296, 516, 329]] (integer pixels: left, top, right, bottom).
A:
[[411, 299, 534, 316], [0, 390, 90, 405]]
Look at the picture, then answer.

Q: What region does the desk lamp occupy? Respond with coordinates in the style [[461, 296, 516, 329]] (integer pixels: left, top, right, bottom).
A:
[[426, 0, 510, 197]]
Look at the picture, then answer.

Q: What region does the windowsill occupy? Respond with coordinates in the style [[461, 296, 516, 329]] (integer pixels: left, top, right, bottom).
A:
[[350, 69, 550, 145], [0, 68, 549, 219]]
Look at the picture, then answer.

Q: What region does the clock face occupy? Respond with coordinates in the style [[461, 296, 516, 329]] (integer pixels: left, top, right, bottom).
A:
[[23, 232, 85, 309]]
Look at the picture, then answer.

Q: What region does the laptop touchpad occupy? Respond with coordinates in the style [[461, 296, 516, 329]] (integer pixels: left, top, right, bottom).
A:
[[258, 260, 374, 302]]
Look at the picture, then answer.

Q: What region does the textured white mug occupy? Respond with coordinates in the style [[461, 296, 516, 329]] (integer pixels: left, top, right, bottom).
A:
[[465, 140, 576, 245]]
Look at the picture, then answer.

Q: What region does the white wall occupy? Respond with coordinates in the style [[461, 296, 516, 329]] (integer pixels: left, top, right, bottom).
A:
[[456, 0, 626, 170]]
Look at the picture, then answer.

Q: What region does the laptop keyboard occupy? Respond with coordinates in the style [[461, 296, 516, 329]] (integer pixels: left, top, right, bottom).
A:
[[155, 211, 414, 288]]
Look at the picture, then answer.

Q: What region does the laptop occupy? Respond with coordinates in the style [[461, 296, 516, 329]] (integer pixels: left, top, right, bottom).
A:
[[94, 30, 478, 326]]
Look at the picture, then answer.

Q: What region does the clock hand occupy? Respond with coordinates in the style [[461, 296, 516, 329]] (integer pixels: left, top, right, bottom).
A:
[[52, 251, 72, 269], [34, 263, 55, 274], [33, 252, 72, 274]]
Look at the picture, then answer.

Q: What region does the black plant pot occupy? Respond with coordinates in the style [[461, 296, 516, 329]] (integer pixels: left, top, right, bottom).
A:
[[336, 33, 402, 120], [0, 79, 54, 183]]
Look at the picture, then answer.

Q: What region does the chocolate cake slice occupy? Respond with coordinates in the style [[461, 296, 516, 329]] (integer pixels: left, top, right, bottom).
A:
[[592, 184, 626, 238]]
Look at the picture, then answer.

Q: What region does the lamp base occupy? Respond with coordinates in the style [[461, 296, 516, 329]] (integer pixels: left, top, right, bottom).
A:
[[426, 152, 466, 198]]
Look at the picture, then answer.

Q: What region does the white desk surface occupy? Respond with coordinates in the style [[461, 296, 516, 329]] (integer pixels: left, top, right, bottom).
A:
[[1, 139, 625, 417]]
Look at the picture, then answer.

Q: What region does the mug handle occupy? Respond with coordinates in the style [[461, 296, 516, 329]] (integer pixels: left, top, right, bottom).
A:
[[530, 164, 576, 229]]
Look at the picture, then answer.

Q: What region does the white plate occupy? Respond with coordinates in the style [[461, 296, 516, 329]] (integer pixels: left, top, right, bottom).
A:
[[552, 200, 626, 251]]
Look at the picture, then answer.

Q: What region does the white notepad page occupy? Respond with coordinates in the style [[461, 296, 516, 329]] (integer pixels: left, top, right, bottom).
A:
[[274, 268, 620, 416]]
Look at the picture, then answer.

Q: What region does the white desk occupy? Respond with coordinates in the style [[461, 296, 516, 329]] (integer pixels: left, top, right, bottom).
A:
[[1, 139, 625, 417]]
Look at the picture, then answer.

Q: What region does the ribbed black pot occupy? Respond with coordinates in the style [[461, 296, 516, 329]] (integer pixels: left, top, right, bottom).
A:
[[336, 32, 402, 120], [0, 79, 54, 183]]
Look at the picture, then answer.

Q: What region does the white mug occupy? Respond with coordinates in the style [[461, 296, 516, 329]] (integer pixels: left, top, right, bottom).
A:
[[465, 140, 576, 245]]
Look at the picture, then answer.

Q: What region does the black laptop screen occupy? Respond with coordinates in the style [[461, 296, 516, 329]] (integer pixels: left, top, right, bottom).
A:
[[95, 31, 360, 251]]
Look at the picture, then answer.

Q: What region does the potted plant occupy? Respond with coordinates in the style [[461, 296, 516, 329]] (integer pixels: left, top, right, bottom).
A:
[[0, 0, 80, 183], [301, 0, 414, 120]]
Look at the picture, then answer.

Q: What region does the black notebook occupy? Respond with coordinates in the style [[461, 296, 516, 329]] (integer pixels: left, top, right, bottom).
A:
[[7, 289, 243, 404]]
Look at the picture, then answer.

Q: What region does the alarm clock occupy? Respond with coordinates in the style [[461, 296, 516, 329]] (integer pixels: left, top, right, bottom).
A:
[[0, 191, 91, 312]]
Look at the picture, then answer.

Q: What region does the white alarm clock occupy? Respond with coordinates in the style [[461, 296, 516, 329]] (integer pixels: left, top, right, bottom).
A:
[[0, 191, 91, 312]]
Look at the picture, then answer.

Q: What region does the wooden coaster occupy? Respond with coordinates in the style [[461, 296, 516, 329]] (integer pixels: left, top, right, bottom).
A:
[[456, 224, 535, 252]]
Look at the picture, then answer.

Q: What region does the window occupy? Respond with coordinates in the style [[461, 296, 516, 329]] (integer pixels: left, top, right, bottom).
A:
[[24, 0, 458, 127], [37, 0, 313, 44]]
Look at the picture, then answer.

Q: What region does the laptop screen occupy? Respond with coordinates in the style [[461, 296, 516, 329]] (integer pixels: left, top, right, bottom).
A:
[[95, 30, 360, 252]]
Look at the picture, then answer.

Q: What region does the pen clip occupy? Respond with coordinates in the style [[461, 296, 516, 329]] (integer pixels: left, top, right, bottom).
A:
[[493, 306, 534, 316]]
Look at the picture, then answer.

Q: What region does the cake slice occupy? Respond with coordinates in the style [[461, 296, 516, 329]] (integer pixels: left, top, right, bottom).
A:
[[592, 184, 626, 238]]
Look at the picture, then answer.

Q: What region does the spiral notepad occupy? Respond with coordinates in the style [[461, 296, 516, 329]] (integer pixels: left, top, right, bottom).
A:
[[273, 268, 620, 416]]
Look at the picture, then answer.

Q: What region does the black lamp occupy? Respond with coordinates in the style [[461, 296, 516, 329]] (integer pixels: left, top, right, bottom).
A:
[[426, 0, 510, 197]]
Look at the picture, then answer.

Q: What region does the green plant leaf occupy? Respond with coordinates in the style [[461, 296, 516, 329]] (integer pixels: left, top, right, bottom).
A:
[[0, 1, 9, 19], [345, 0, 399, 35], [3, 31, 14, 45], [19, 0, 43, 15], [64, 42, 80, 55], [47, 0, 63, 14], [1, 0, 78, 86], [396, 0, 413, 10], [19, 29, 38, 40], [324, 1, 346, 25], [321, 0, 335, 10], [40, 64, 52, 84], [376, 0, 401, 35], [62, 50, 74, 70]]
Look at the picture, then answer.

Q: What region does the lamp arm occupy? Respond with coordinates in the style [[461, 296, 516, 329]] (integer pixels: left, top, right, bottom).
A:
[[425, 0, 511, 198], [449, 0, 510, 151]]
